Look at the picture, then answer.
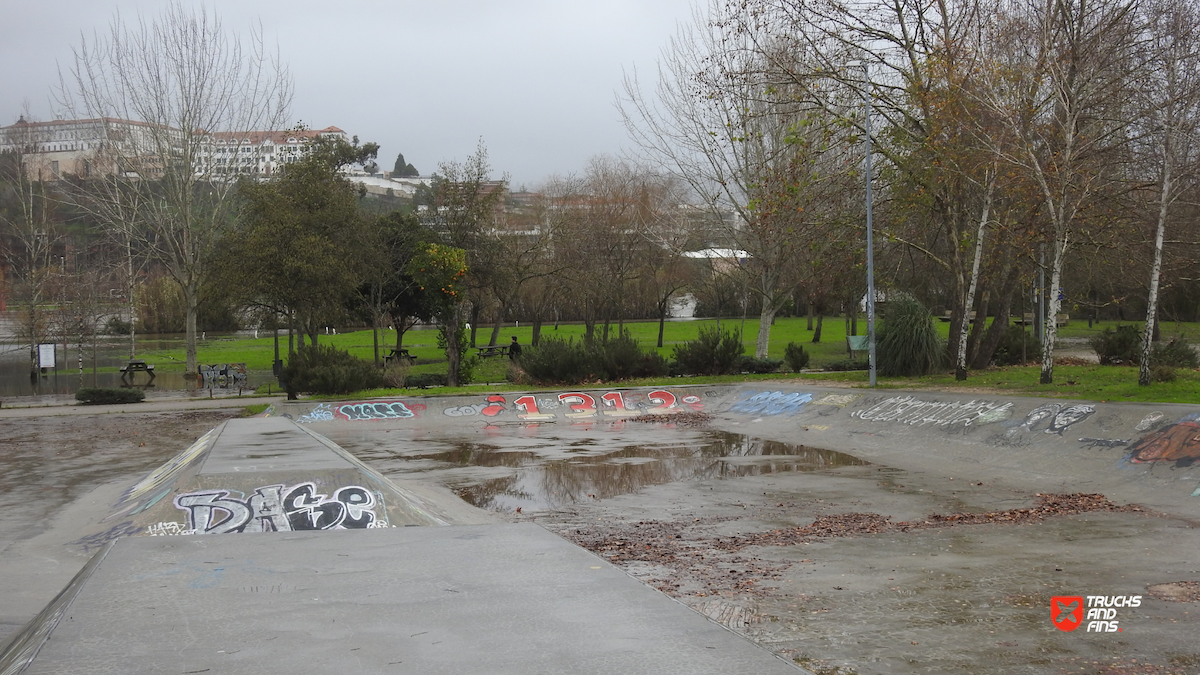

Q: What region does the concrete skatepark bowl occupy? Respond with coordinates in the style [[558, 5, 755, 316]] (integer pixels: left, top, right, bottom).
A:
[[1, 384, 1199, 673]]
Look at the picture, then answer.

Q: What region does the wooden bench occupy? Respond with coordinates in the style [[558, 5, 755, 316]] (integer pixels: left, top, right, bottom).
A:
[[476, 345, 509, 358], [383, 348, 417, 365]]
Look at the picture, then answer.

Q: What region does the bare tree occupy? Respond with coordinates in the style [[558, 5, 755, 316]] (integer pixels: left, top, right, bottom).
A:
[[973, 0, 1143, 383], [59, 2, 292, 376], [1134, 0, 1200, 384], [621, 2, 856, 357], [0, 114, 64, 376]]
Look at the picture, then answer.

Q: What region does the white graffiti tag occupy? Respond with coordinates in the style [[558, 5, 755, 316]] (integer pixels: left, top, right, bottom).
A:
[[730, 391, 814, 416], [146, 521, 196, 537], [296, 404, 335, 423], [174, 483, 380, 534], [336, 401, 415, 421], [852, 396, 1014, 427]]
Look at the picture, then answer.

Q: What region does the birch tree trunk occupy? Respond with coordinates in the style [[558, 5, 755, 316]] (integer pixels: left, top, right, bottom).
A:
[[955, 177, 995, 380]]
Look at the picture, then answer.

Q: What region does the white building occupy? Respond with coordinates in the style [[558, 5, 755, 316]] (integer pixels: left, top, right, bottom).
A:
[[0, 116, 173, 179], [1, 116, 351, 182], [195, 126, 348, 179]]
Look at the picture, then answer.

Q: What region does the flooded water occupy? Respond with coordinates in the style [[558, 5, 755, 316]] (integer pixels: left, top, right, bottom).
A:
[[334, 428, 868, 512], [0, 330, 271, 397]]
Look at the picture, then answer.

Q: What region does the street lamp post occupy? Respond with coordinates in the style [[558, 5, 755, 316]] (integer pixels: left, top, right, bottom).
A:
[[853, 62, 878, 387]]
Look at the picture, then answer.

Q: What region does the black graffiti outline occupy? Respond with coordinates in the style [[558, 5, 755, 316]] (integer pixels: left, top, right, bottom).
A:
[[174, 482, 379, 534]]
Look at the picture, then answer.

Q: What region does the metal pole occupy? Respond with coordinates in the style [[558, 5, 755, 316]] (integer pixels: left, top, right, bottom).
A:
[[862, 64, 877, 387]]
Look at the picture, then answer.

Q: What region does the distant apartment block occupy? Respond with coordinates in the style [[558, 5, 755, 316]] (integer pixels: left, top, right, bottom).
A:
[[1, 115, 349, 181]]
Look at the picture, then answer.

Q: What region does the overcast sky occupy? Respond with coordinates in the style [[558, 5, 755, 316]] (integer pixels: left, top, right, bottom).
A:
[[0, 0, 697, 188]]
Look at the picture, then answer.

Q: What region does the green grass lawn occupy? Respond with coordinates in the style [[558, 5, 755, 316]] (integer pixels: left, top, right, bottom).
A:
[[134, 316, 1200, 404]]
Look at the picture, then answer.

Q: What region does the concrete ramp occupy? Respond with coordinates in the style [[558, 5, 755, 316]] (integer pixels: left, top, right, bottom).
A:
[[101, 417, 457, 543], [2, 524, 805, 675]]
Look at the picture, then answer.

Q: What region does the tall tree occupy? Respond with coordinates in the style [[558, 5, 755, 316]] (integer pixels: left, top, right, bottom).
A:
[[621, 3, 856, 357], [975, 0, 1143, 383], [1134, 0, 1200, 385], [59, 2, 292, 376], [226, 136, 379, 344], [0, 118, 64, 375]]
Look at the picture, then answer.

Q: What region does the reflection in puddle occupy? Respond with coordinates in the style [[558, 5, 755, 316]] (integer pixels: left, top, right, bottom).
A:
[[395, 431, 867, 512]]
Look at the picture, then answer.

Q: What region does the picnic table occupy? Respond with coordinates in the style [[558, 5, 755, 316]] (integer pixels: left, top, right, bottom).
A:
[[384, 348, 417, 365], [476, 345, 509, 358], [119, 359, 156, 381]]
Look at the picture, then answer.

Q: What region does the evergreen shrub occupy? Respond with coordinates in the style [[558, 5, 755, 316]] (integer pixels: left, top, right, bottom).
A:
[[992, 325, 1043, 366], [518, 332, 667, 385], [738, 355, 782, 374], [1152, 337, 1199, 369], [282, 343, 384, 397], [405, 373, 448, 388], [783, 342, 810, 372], [75, 387, 144, 404], [876, 296, 945, 376], [672, 327, 744, 375], [588, 332, 670, 381], [823, 358, 869, 372], [1089, 325, 1141, 365]]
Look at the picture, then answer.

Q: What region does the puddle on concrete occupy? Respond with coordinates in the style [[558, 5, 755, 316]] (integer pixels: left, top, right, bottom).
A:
[[391, 430, 867, 512]]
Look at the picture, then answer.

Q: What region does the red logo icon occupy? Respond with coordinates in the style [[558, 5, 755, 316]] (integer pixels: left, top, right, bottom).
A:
[[1051, 596, 1084, 631]]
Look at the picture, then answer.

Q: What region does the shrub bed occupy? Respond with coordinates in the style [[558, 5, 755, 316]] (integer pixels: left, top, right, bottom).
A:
[[281, 343, 384, 397], [75, 387, 144, 405]]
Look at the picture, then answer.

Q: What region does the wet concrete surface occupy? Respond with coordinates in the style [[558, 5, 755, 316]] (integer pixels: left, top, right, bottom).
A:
[[2, 387, 1199, 674], [0, 409, 244, 641]]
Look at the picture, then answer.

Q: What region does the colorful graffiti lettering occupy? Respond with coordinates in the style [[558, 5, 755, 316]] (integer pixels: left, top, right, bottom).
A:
[[468, 390, 700, 421], [198, 363, 248, 388], [1126, 414, 1200, 467], [813, 393, 860, 408], [852, 396, 1014, 427], [730, 391, 813, 416], [174, 482, 381, 534]]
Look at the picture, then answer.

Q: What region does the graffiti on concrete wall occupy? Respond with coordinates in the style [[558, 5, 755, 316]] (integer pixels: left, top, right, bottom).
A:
[[1136, 412, 1166, 432], [295, 400, 426, 423], [198, 363, 247, 388], [70, 520, 143, 552], [454, 390, 703, 421], [1126, 413, 1200, 468], [1019, 403, 1096, 435], [729, 391, 813, 416], [173, 482, 384, 534], [851, 396, 1014, 427], [336, 400, 422, 421], [1078, 437, 1130, 450]]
